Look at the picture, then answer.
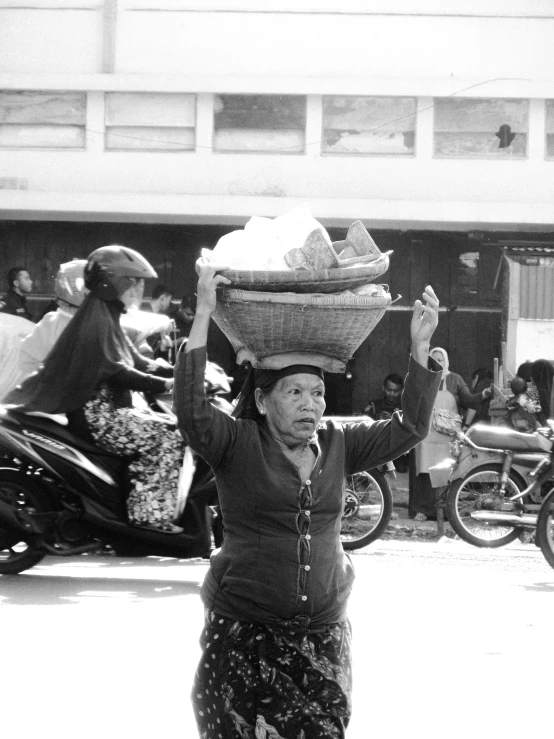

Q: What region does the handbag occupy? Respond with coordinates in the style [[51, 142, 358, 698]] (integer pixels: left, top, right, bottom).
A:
[[432, 408, 463, 436]]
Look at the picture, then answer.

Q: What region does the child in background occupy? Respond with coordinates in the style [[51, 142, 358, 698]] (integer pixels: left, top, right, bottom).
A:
[[506, 376, 541, 432]]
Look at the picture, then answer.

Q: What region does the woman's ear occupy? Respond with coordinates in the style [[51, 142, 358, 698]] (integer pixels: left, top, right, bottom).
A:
[[254, 387, 266, 416]]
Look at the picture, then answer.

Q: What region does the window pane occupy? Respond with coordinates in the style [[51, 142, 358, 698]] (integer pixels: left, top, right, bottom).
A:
[[322, 96, 415, 155], [434, 98, 528, 158], [105, 93, 196, 127], [214, 129, 303, 153], [104, 93, 196, 152], [105, 126, 195, 151], [0, 91, 85, 125], [546, 100, 554, 159], [0, 124, 85, 148], [214, 95, 306, 153]]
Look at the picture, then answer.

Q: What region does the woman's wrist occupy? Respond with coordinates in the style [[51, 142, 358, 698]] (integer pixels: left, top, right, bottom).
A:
[[410, 341, 431, 368]]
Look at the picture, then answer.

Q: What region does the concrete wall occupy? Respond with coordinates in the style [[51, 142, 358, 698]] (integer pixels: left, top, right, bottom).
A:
[[2, 1, 554, 228]]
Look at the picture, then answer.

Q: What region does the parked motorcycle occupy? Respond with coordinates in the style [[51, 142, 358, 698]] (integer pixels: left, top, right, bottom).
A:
[[0, 360, 233, 575], [431, 421, 554, 548], [341, 466, 394, 550]]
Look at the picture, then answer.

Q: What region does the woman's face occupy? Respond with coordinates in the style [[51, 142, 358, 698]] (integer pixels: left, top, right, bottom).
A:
[[120, 278, 145, 308], [256, 373, 326, 447]]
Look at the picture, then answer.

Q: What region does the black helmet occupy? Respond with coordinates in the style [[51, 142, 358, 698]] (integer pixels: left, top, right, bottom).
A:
[[85, 245, 157, 301]]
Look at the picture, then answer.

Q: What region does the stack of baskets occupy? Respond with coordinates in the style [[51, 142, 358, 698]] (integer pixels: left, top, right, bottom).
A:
[[211, 249, 392, 373]]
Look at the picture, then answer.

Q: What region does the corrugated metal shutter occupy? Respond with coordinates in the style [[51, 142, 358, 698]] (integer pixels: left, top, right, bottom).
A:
[[519, 263, 554, 319]]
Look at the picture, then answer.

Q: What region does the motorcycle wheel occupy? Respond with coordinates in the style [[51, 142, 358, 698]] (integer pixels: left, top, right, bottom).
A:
[[536, 488, 554, 570], [341, 469, 393, 550], [445, 464, 525, 548], [0, 469, 47, 574]]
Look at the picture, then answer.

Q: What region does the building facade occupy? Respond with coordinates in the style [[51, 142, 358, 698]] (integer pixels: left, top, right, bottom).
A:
[[1, 0, 554, 409]]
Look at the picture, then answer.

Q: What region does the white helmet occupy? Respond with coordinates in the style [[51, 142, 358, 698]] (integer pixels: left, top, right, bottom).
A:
[[54, 259, 88, 307]]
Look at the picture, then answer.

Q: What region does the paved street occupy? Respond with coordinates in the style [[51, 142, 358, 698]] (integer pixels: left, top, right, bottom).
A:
[[1, 539, 553, 739]]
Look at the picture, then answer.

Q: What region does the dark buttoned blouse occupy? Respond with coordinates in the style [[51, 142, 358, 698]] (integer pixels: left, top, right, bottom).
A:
[[174, 346, 440, 628]]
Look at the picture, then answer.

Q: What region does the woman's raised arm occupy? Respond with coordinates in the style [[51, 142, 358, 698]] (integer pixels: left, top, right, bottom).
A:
[[185, 259, 230, 353]]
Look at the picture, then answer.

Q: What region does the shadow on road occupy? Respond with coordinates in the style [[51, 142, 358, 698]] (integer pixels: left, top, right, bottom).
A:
[[522, 581, 554, 592], [0, 555, 208, 606]]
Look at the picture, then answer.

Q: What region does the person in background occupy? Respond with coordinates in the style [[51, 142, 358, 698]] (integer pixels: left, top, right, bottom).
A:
[[364, 373, 409, 472], [0, 260, 88, 402], [0, 266, 35, 322], [142, 285, 175, 359], [409, 347, 491, 521], [175, 261, 442, 738], [364, 373, 404, 420], [516, 361, 540, 407], [506, 375, 541, 432], [0, 313, 34, 402], [145, 284, 173, 314], [171, 293, 196, 349], [463, 368, 493, 428], [4, 245, 186, 534], [530, 358, 554, 425]]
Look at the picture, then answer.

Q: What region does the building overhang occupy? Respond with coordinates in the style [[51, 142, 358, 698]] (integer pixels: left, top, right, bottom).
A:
[[2, 191, 554, 231]]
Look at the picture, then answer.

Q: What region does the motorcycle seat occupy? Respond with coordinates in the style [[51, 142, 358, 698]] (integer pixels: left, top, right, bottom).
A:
[[467, 423, 552, 453], [4, 408, 123, 460]]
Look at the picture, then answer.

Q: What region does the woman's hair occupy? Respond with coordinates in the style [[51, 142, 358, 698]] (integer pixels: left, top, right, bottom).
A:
[[4, 292, 132, 414], [516, 361, 533, 383]]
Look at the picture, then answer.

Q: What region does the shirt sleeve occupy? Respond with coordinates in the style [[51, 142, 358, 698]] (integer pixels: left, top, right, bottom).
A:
[[173, 345, 238, 469], [451, 373, 483, 411], [108, 365, 167, 393], [343, 356, 442, 474]]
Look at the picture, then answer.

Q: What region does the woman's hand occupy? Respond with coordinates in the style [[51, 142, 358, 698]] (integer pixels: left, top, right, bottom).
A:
[[185, 259, 231, 353], [410, 285, 439, 366], [195, 258, 231, 316]]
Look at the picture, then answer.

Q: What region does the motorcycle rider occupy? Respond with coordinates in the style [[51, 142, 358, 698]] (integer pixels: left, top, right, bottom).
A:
[[0, 260, 88, 403], [4, 245, 186, 534]]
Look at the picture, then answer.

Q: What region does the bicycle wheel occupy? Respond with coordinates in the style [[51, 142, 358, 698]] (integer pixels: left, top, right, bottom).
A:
[[340, 469, 393, 550], [445, 464, 525, 548], [536, 488, 554, 570]]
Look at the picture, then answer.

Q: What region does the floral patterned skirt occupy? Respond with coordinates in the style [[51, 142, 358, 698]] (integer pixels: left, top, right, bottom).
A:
[[192, 610, 352, 739], [83, 387, 185, 527]]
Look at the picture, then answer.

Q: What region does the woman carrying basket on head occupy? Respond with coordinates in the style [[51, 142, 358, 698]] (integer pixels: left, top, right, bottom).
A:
[[174, 259, 442, 739]]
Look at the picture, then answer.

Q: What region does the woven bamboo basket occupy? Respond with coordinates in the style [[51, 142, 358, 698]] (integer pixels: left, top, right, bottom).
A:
[[212, 287, 392, 372], [219, 253, 390, 294]]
